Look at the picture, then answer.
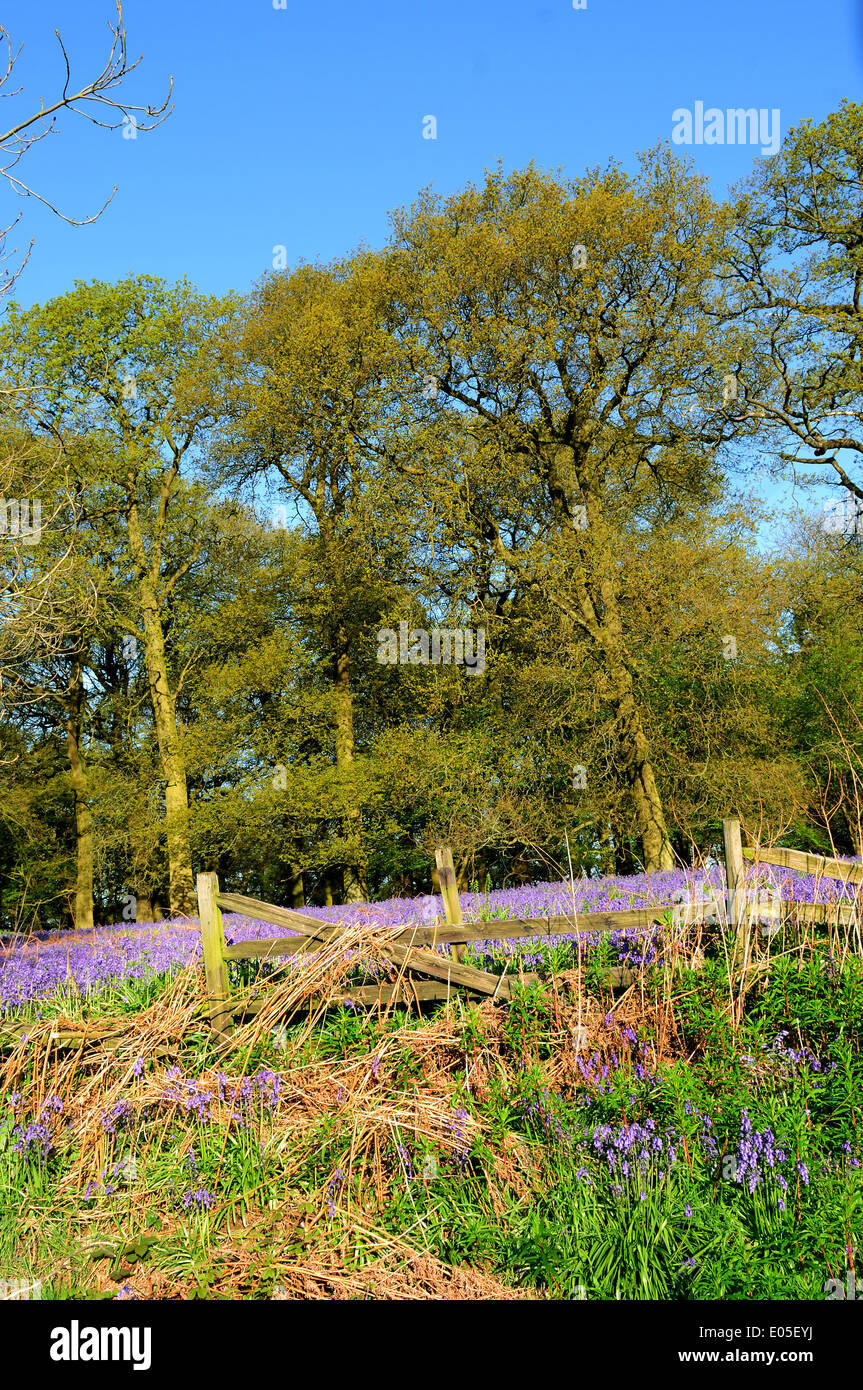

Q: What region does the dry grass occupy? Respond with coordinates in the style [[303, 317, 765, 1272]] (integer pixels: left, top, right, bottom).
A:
[[3, 899, 859, 1299]]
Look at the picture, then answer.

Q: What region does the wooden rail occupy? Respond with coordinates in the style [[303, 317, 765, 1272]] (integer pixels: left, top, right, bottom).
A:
[[195, 826, 860, 1036], [197, 878, 676, 1035], [233, 966, 644, 1020], [742, 844, 863, 885], [216, 891, 667, 955]]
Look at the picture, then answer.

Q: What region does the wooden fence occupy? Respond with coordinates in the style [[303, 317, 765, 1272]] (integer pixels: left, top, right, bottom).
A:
[[196, 820, 863, 1036], [0, 820, 857, 1053]]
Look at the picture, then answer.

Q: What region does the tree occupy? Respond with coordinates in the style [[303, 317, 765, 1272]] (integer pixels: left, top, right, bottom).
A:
[[775, 512, 863, 854], [385, 154, 748, 869], [223, 254, 415, 900], [728, 100, 863, 520], [0, 276, 239, 914]]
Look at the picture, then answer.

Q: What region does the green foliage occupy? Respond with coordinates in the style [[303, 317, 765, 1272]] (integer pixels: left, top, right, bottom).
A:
[[1, 106, 862, 923]]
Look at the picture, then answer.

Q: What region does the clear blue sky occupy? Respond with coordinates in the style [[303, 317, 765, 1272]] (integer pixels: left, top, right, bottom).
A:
[[2, 0, 861, 536], [4, 0, 860, 307]]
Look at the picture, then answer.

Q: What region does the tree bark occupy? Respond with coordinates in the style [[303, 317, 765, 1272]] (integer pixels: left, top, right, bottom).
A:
[[598, 824, 617, 877], [289, 861, 306, 909], [136, 894, 155, 923], [138, 576, 195, 915], [333, 620, 366, 902], [64, 657, 94, 931], [606, 666, 675, 872], [561, 474, 675, 874]]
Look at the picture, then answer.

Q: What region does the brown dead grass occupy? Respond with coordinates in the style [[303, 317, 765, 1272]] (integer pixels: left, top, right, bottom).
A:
[[0, 919, 712, 1300]]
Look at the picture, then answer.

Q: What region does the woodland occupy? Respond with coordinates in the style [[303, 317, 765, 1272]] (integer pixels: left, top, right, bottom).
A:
[[2, 101, 862, 932]]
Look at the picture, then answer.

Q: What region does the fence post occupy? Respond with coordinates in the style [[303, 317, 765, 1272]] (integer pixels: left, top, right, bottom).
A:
[[435, 846, 465, 963], [197, 871, 232, 1036], [722, 819, 749, 970]]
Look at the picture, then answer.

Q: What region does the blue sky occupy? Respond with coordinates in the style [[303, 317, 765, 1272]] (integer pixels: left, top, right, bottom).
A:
[[2, 0, 861, 531], [4, 0, 860, 305]]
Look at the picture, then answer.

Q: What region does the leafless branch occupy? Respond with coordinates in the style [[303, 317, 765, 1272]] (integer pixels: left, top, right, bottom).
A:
[[0, 1, 172, 282]]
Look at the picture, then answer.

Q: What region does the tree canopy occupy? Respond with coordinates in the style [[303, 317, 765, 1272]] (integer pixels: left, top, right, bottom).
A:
[[2, 103, 862, 930]]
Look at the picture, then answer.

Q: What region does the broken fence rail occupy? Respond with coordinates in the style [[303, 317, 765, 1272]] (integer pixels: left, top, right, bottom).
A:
[[198, 823, 861, 1034], [0, 823, 858, 1048]]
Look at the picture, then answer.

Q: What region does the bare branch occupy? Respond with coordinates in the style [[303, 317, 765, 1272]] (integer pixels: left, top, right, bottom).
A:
[[0, 1, 172, 275]]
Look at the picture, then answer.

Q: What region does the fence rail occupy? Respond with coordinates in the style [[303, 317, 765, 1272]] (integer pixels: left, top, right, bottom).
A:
[[195, 820, 861, 1035], [741, 844, 863, 884], [1, 820, 858, 1050]]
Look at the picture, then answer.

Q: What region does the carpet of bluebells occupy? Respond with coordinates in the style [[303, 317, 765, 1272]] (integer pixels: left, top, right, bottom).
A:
[[1, 862, 861, 1300], [1, 861, 858, 1016]]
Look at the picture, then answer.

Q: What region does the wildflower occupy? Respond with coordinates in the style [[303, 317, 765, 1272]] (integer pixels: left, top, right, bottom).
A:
[[181, 1187, 214, 1211], [684, 1203, 693, 1219], [395, 1144, 415, 1181], [325, 1168, 344, 1217], [101, 1100, 132, 1135]]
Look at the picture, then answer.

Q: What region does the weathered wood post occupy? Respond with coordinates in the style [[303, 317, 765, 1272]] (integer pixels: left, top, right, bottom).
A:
[[722, 819, 749, 970], [435, 846, 465, 964], [197, 871, 232, 1037]]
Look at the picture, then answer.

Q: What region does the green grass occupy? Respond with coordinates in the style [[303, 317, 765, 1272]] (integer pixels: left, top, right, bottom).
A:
[[1, 934, 861, 1300]]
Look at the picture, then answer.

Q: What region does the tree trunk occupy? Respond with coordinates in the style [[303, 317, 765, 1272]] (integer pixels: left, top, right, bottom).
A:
[[569, 481, 675, 874], [138, 578, 195, 915], [511, 849, 532, 886], [508, 451, 676, 876], [136, 894, 155, 923], [607, 670, 674, 872], [289, 863, 305, 909], [333, 621, 366, 902], [65, 658, 94, 932], [669, 829, 691, 868], [598, 823, 616, 877], [618, 835, 637, 876]]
